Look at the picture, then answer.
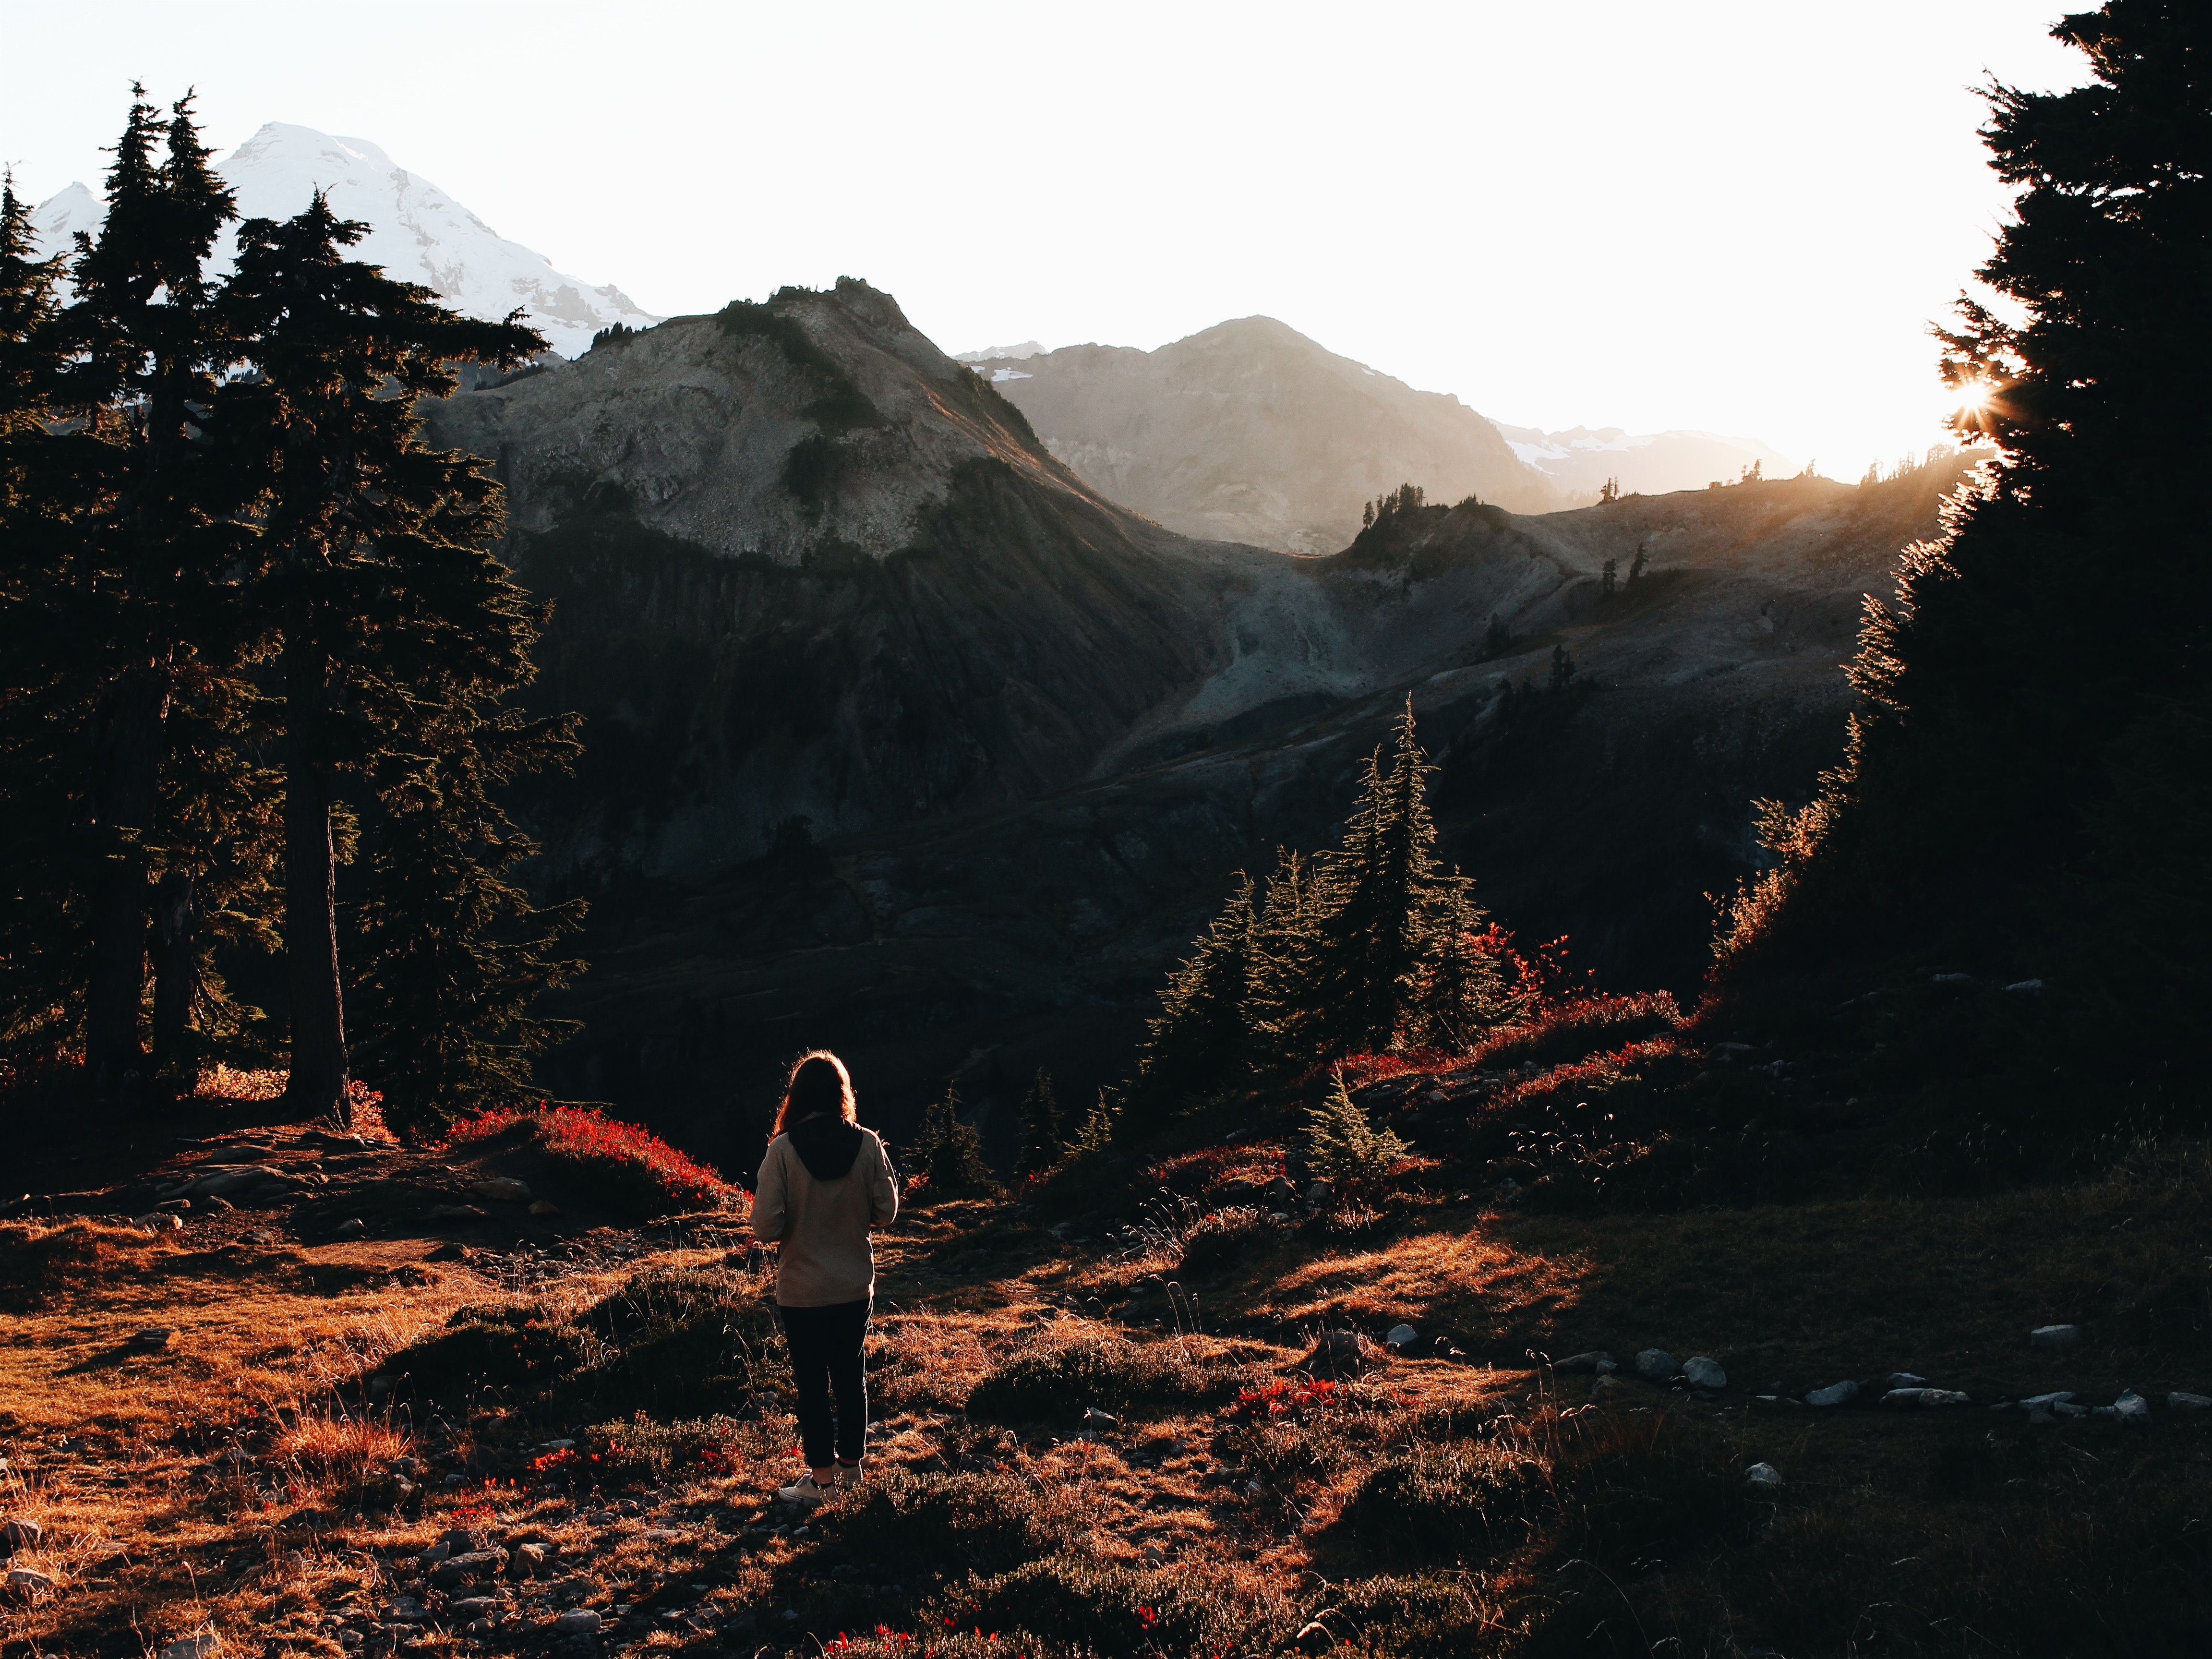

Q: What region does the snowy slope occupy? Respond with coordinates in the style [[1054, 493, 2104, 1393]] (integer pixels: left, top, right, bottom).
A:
[[31, 123, 657, 358]]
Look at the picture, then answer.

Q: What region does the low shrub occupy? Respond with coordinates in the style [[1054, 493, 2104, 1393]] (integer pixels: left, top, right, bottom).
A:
[[1337, 1442, 1553, 1563], [443, 1105, 734, 1215], [823, 1469, 1073, 1579], [0, 1220, 173, 1311], [578, 1411, 782, 1488], [1472, 992, 1683, 1073], [1178, 1207, 1269, 1276], [952, 1557, 1228, 1655], [1314, 1575, 1506, 1655], [388, 1300, 590, 1400], [964, 1337, 1225, 1424], [385, 1266, 786, 1417]]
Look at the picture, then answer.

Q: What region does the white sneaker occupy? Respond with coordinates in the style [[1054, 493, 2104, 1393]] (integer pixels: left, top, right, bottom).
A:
[[775, 1475, 828, 1509], [836, 1461, 866, 1487]]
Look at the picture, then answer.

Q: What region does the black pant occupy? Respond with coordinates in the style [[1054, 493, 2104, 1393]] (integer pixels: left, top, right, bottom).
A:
[[778, 1298, 870, 1467]]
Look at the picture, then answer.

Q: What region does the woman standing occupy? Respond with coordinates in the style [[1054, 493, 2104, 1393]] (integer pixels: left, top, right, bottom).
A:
[[752, 1049, 899, 1508]]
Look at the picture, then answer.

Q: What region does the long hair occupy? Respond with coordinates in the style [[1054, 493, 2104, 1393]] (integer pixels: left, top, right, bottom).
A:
[[772, 1049, 857, 1139]]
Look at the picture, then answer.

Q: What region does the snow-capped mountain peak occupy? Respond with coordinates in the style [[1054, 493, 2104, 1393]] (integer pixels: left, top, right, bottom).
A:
[[32, 122, 657, 358]]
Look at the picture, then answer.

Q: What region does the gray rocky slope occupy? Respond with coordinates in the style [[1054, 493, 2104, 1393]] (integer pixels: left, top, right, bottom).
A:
[[421, 279, 1979, 1147], [968, 317, 1567, 555]]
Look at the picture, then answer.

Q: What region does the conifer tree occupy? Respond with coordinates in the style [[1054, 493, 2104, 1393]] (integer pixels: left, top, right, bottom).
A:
[[1413, 877, 1510, 1050], [1306, 700, 1446, 1051], [1015, 1067, 1064, 1175], [1302, 1069, 1409, 1190], [33, 91, 260, 1097], [1714, 2, 2212, 1117], [1133, 872, 1258, 1108], [349, 703, 587, 1138], [218, 193, 548, 1118], [912, 1081, 998, 1195], [1244, 847, 1321, 1069]]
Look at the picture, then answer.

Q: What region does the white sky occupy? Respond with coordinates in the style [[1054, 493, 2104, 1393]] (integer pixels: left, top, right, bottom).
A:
[[3, 0, 2087, 477]]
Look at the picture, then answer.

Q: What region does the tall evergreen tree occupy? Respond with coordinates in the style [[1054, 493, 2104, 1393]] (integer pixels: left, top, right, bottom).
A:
[[217, 193, 548, 1118], [1132, 872, 1258, 1108], [1714, 2, 2212, 1116], [1015, 1068, 1064, 1175], [1244, 846, 1322, 1068], [1306, 699, 1446, 1051], [1412, 876, 1510, 1051], [33, 92, 258, 1097]]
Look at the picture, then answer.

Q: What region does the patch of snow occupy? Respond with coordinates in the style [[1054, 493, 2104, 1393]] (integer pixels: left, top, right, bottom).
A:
[[33, 123, 659, 359], [990, 368, 1032, 383]]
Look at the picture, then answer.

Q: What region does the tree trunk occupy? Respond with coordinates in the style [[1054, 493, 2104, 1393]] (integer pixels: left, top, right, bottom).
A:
[[281, 634, 349, 1123], [150, 866, 201, 1088], [85, 671, 165, 1099]]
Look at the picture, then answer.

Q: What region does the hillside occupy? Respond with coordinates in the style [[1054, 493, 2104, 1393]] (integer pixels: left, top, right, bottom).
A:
[[421, 279, 1278, 882], [1492, 422, 1799, 501], [969, 319, 1565, 555]]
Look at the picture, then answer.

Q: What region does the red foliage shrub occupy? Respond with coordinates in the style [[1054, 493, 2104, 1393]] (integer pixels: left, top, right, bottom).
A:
[[1487, 1038, 1682, 1118], [1144, 1142, 1287, 1196], [1469, 992, 1682, 1074], [444, 1104, 735, 1214]]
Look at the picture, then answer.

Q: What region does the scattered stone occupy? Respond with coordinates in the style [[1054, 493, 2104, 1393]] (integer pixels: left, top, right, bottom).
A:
[[1304, 1181, 1333, 1205], [329, 1218, 365, 1238], [133, 1212, 184, 1232], [1384, 1323, 1418, 1351], [1591, 1374, 1628, 1400], [2112, 1391, 2151, 1422], [1804, 1381, 1858, 1407], [1633, 1348, 1677, 1382], [529, 1200, 563, 1218], [433, 1548, 507, 1587], [1552, 1351, 1617, 1374], [2003, 978, 2045, 994], [157, 1637, 218, 1659], [417, 1542, 451, 1567], [552, 1610, 602, 1635], [515, 1543, 550, 1572], [1744, 1462, 1783, 1490], [1882, 1387, 1972, 1408], [1683, 1356, 1727, 1390], [439, 1528, 488, 1553], [472, 1178, 532, 1204], [425, 1242, 470, 1262], [242, 1230, 278, 1246], [0, 1518, 40, 1555], [642, 1528, 681, 1543], [424, 1205, 487, 1223], [2030, 1324, 2080, 1351], [130, 1326, 175, 1349], [1881, 1372, 1927, 1390], [449, 1598, 503, 1621], [5, 1566, 56, 1598], [1264, 1177, 1296, 1203], [1082, 1407, 1118, 1428], [2169, 1391, 2211, 1410], [2020, 1391, 2076, 1410], [1929, 972, 1976, 985]]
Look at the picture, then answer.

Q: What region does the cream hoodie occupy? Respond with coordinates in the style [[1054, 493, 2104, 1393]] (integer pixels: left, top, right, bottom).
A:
[[751, 1116, 899, 1307]]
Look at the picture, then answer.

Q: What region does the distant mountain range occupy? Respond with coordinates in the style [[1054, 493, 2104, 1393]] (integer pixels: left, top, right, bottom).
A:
[[1492, 422, 1798, 501], [31, 123, 657, 358], [962, 324, 1796, 554], [961, 319, 1566, 556]]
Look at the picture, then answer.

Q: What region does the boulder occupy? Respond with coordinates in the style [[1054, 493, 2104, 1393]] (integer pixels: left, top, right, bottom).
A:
[[0, 1518, 41, 1555], [424, 1205, 487, 1223], [329, 1219, 365, 1238], [2112, 1391, 2151, 1422], [156, 1638, 218, 1659], [1683, 1356, 1727, 1390], [5, 1566, 56, 1598], [2169, 1391, 2210, 1410], [2029, 1324, 2080, 1351], [1264, 1178, 1297, 1203], [472, 1178, 532, 1204], [529, 1200, 563, 1218], [552, 1610, 602, 1636], [2019, 1391, 2076, 1410], [1632, 1348, 1677, 1382], [1882, 1387, 1972, 1408], [130, 1327, 175, 1349], [1384, 1324, 1419, 1352], [1310, 1330, 1367, 1371], [1744, 1462, 1783, 1490], [1804, 1381, 1858, 1407], [1304, 1181, 1333, 1205], [1590, 1374, 1628, 1401]]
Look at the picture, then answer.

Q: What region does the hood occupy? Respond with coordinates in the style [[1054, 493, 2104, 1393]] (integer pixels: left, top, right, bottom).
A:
[[788, 1114, 865, 1182]]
